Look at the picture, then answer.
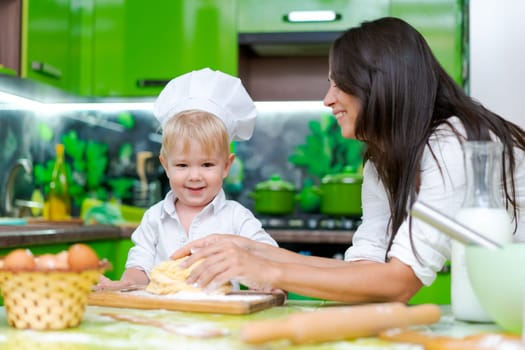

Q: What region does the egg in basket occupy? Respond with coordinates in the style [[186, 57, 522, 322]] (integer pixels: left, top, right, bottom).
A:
[[0, 244, 110, 330]]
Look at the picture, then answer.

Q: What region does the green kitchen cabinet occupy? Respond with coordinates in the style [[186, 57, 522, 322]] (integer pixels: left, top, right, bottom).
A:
[[92, 0, 238, 97], [391, 0, 466, 85], [22, 0, 237, 97], [113, 238, 134, 280], [24, 0, 73, 91], [409, 264, 451, 305], [91, 0, 180, 97], [180, 0, 238, 76], [23, 0, 92, 95]]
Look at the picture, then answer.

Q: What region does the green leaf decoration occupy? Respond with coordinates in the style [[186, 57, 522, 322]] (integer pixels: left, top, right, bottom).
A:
[[119, 142, 134, 162], [289, 115, 366, 180], [33, 164, 48, 186], [37, 122, 54, 142], [117, 112, 135, 129], [73, 159, 86, 173], [108, 177, 135, 200]]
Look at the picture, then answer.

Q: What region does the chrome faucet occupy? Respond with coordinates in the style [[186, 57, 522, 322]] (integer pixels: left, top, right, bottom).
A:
[[4, 158, 33, 217]]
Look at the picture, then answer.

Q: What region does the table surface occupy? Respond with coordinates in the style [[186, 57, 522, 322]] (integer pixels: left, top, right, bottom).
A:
[[0, 302, 505, 350]]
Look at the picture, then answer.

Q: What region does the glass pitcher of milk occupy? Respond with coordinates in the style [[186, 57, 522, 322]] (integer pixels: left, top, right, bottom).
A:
[[451, 141, 513, 322]]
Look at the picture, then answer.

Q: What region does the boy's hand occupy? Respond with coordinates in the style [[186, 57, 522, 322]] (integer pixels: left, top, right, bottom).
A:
[[93, 275, 133, 292]]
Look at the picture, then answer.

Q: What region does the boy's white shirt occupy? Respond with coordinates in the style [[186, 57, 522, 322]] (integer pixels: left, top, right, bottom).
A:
[[126, 189, 277, 277]]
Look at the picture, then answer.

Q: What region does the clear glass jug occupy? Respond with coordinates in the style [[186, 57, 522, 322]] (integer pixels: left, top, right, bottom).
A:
[[451, 141, 512, 321]]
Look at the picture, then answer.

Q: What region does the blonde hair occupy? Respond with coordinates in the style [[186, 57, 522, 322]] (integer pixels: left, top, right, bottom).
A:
[[160, 110, 230, 160]]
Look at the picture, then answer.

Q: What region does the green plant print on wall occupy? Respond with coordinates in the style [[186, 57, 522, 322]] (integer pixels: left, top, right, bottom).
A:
[[288, 113, 365, 181]]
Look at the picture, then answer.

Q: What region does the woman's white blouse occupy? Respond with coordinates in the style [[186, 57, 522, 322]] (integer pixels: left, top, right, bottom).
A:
[[126, 189, 277, 277], [345, 117, 525, 285]]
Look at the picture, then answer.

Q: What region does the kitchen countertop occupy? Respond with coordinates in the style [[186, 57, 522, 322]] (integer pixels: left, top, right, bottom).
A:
[[0, 224, 123, 248], [0, 223, 354, 248], [0, 302, 507, 350]]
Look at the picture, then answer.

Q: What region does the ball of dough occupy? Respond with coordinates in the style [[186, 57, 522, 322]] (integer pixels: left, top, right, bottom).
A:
[[146, 257, 232, 295]]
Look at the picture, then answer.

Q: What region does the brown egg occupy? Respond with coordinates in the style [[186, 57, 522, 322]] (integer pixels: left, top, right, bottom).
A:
[[54, 250, 69, 269], [68, 244, 99, 270], [4, 249, 36, 270], [35, 254, 59, 270]]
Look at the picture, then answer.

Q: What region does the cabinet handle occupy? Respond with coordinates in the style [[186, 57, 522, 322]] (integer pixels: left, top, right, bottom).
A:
[[283, 10, 342, 23], [31, 61, 62, 79], [136, 79, 170, 88]]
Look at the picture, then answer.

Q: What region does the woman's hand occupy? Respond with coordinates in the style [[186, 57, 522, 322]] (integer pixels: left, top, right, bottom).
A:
[[170, 234, 279, 291], [171, 234, 256, 259]]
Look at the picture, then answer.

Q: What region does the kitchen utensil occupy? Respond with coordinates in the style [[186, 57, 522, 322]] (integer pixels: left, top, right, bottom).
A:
[[144, 155, 162, 182], [466, 243, 525, 334], [249, 174, 296, 215], [100, 312, 229, 338], [410, 201, 503, 249], [320, 168, 362, 216], [88, 290, 285, 314], [380, 328, 523, 349], [136, 151, 153, 202], [240, 302, 441, 344]]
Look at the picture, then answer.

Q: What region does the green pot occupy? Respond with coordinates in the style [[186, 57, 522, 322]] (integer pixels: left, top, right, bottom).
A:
[[320, 171, 362, 217], [249, 175, 296, 215], [297, 184, 321, 213]]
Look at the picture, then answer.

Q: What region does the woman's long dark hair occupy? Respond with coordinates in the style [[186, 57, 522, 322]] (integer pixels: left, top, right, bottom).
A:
[[330, 17, 525, 259]]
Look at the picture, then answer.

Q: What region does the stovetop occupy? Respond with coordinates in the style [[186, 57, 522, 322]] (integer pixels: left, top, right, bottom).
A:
[[259, 214, 361, 231]]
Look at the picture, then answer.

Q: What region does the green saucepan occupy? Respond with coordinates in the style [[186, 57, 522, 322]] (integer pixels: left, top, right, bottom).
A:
[[320, 170, 362, 217], [249, 174, 296, 215]]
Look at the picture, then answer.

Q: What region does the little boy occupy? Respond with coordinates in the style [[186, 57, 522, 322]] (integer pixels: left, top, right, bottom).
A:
[[96, 68, 277, 290]]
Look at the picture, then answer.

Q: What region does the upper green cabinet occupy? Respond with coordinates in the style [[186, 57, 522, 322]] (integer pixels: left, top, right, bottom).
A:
[[24, 0, 97, 96], [24, 0, 73, 91], [179, 0, 238, 76], [391, 0, 465, 85], [91, 0, 182, 96], [23, 0, 237, 97], [92, 0, 237, 97]]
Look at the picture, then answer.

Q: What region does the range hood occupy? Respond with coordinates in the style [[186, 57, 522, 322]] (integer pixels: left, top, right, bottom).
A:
[[238, 31, 340, 101], [238, 31, 343, 57]]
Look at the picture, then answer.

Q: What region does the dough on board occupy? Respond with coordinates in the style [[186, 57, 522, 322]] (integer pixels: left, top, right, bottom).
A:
[[146, 256, 232, 295]]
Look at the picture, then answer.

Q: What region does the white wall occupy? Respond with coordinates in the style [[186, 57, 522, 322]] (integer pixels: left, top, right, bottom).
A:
[[469, 1, 525, 128]]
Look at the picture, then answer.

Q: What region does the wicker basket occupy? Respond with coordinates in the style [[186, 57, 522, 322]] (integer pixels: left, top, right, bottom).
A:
[[0, 267, 104, 330]]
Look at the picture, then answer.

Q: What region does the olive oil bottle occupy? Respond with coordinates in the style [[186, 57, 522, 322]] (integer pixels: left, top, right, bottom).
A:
[[48, 143, 71, 220]]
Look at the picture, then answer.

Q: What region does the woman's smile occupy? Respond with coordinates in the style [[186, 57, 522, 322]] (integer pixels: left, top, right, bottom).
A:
[[334, 111, 347, 120]]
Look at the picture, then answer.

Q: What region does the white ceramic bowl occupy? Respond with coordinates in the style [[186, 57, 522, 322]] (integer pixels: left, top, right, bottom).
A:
[[466, 243, 525, 334]]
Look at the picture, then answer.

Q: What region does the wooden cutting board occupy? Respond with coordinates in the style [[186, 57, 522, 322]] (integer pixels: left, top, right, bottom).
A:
[[88, 290, 285, 315]]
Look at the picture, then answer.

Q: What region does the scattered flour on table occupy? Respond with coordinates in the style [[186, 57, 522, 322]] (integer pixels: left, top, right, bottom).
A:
[[129, 290, 271, 302]]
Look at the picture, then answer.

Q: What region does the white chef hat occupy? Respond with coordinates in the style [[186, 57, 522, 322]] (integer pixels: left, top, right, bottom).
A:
[[153, 68, 257, 142]]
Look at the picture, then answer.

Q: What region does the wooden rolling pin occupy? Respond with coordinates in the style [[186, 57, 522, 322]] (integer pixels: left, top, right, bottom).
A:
[[240, 302, 441, 345]]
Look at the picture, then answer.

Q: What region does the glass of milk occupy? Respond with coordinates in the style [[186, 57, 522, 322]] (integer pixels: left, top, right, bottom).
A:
[[451, 141, 512, 322]]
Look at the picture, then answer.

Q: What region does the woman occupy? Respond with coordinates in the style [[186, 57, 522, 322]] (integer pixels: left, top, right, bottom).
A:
[[171, 17, 525, 303]]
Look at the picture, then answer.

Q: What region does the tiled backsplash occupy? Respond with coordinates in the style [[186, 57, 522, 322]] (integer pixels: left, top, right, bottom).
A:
[[1, 97, 355, 217]]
